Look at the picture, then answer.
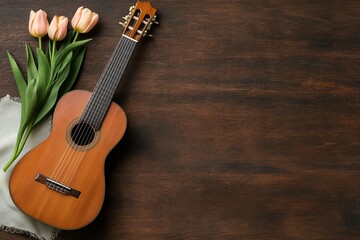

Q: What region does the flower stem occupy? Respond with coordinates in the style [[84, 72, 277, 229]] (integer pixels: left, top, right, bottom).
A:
[[38, 37, 42, 51], [52, 40, 57, 63], [3, 153, 16, 172], [16, 124, 34, 159], [3, 123, 27, 171], [73, 31, 79, 43], [2, 122, 32, 172]]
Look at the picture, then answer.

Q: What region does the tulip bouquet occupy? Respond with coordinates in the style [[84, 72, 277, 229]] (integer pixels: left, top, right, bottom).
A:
[[3, 7, 99, 171]]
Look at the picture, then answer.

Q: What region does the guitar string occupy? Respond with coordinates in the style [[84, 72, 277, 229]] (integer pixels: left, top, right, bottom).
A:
[[63, 38, 136, 185], [54, 12, 143, 180], [50, 36, 131, 182], [53, 36, 134, 185], [63, 39, 134, 183], [65, 37, 134, 183], [50, 36, 130, 182]]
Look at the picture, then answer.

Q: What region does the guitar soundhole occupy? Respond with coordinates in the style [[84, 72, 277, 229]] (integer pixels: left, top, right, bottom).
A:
[[71, 122, 95, 146]]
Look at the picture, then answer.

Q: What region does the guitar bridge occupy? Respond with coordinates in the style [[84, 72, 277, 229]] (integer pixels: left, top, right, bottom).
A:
[[35, 173, 81, 198]]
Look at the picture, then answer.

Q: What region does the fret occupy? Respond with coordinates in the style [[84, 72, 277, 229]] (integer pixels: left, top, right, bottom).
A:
[[80, 35, 137, 129], [78, 1, 157, 130]]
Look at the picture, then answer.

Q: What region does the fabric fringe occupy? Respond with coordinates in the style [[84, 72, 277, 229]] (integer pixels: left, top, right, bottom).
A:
[[0, 95, 21, 104], [0, 225, 60, 240]]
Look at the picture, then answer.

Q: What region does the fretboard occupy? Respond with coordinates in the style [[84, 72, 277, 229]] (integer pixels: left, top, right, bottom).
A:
[[80, 35, 137, 130]]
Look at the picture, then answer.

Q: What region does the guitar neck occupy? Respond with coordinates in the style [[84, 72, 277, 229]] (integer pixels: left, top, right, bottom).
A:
[[80, 35, 137, 130], [80, 0, 157, 130]]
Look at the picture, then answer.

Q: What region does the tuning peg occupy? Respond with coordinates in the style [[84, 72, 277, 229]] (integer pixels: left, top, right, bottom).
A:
[[142, 30, 154, 38], [129, 6, 135, 12], [119, 21, 127, 27], [152, 15, 159, 25]]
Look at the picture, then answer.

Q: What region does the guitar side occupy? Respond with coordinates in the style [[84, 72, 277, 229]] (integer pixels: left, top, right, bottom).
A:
[[9, 90, 127, 229]]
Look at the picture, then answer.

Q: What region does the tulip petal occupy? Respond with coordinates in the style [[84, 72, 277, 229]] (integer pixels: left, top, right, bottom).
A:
[[71, 6, 83, 30], [48, 16, 58, 40], [35, 10, 46, 36], [76, 8, 92, 32], [57, 17, 69, 41], [29, 11, 37, 37], [83, 13, 99, 33]]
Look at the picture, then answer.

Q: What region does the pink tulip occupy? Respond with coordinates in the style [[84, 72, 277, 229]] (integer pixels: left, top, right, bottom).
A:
[[29, 10, 49, 38], [71, 6, 99, 33], [48, 16, 68, 41]]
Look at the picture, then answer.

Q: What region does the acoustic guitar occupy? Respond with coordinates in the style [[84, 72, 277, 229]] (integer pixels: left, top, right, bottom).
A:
[[9, 0, 157, 230]]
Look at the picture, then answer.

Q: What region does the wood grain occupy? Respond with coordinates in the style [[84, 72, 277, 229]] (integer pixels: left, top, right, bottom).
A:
[[0, 0, 360, 239]]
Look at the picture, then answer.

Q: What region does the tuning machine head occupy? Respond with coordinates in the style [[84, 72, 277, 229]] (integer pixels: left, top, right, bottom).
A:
[[152, 15, 159, 25], [121, 1, 157, 41], [119, 5, 136, 28], [129, 5, 135, 12], [142, 15, 159, 37]]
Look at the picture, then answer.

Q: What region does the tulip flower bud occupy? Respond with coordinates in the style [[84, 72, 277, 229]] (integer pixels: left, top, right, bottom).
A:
[[71, 6, 99, 33], [29, 10, 49, 38], [48, 16, 68, 41]]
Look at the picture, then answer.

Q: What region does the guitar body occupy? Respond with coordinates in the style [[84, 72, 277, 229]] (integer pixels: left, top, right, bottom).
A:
[[9, 90, 127, 229]]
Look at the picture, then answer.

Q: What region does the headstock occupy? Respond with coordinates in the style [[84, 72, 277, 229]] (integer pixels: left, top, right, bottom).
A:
[[120, 1, 158, 42]]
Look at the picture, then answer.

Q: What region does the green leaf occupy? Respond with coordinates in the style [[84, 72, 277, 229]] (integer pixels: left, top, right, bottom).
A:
[[58, 52, 73, 76], [24, 78, 38, 122], [33, 39, 90, 127], [33, 55, 73, 126], [25, 43, 37, 82], [55, 39, 91, 67], [36, 48, 51, 93], [46, 40, 52, 63], [60, 46, 87, 95], [59, 30, 76, 51], [33, 46, 87, 127], [49, 51, 72, 85], [7, 51, 28, 128], [7, 51, 26, 100], [33, 65, 71, 126]]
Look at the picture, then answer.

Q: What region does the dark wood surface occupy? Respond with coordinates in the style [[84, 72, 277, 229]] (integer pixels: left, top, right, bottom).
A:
[[1, 0, 360, 239]]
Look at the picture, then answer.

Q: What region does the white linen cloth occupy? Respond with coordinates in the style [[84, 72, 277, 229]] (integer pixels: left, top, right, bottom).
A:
[[0, 95, 59, 240]]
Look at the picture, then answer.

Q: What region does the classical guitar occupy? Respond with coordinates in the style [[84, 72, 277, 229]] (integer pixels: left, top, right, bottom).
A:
[[9, 1, 157, 230]]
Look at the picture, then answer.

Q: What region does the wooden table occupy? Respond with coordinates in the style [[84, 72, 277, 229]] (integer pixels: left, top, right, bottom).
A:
[[1, 0, 360, 239]]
